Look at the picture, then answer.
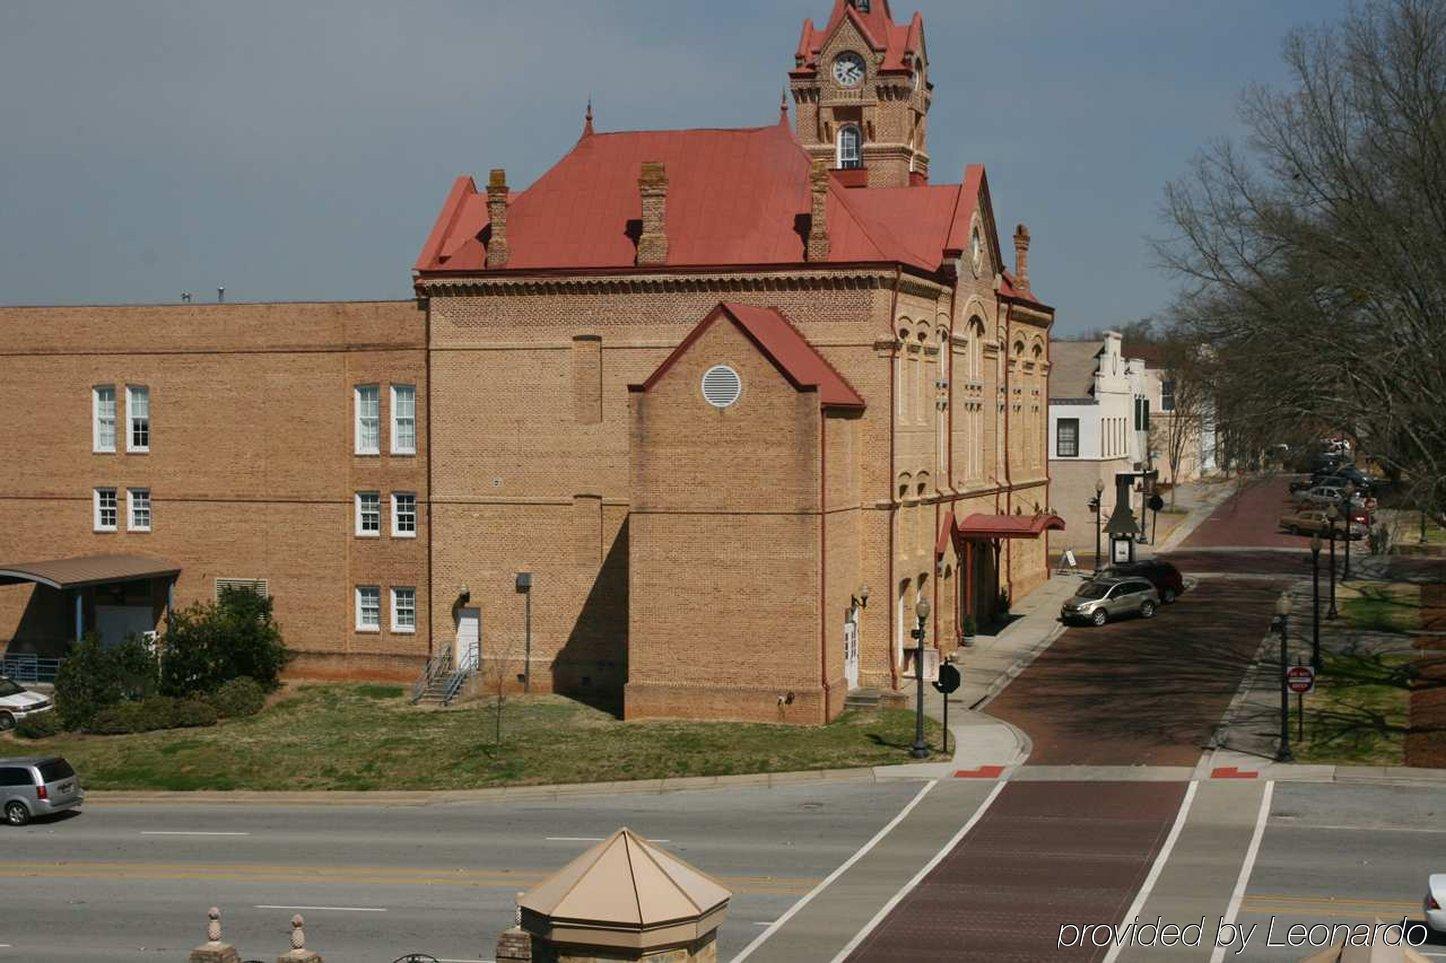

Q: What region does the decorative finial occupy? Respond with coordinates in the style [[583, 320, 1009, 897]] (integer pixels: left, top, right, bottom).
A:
[[290, 914, 306, 950], [583, 97, 595, 137], [779, 90, 789, 124], [207, 907, 222, 944]]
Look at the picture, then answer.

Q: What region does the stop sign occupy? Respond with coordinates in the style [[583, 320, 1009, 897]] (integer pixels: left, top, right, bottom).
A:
[[1286, 665, 1315, 694]]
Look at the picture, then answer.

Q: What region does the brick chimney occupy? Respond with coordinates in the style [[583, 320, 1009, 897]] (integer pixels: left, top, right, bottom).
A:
[[806, 159, 831, 262], [486, 169, 510, 269], [636, 161, 669, 266], [1013, 223, 1031, 292]]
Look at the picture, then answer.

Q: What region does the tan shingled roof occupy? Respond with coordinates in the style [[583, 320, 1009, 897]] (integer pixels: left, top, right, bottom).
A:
[[1049, 340, 1103, 399], [0, 555, 180, 590]]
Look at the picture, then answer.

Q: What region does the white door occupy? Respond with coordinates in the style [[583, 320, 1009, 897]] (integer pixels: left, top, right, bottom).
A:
[[843, 612, 860, 690], [455, 607, 480, 667]]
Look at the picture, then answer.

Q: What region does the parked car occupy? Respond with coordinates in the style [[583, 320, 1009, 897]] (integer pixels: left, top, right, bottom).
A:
[[1292, 485, 1365, 509], [1426, 873, 1445, 936], [0, 756, 83, 826], [0, 676, 54, 731], [1060, 577, 1160, 626], [1092, 560, 1186, 604], [1277, 509, 1367, 539]]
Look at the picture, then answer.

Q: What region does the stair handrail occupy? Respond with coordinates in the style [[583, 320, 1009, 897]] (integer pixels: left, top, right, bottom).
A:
[[410, 648, 454, 704], [440, 645, 480, 706]]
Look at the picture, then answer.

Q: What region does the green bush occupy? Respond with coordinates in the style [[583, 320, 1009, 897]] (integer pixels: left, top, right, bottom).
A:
[[208, 677, 266, 718], [91, 696, 177, 734], [55, 633, 160, 730], [14, 711, 63, 740], [173, 697, 219, 728], [160, 587, 289, 697]]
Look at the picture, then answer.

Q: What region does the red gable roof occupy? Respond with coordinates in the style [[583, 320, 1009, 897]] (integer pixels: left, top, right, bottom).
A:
[[415, 123, 998, 278], [630, 302, 865, 411], [794, 1, 924, 75]]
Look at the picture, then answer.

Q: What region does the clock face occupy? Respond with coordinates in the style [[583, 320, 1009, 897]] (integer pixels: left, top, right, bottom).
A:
[[833, 53, 866, 88]]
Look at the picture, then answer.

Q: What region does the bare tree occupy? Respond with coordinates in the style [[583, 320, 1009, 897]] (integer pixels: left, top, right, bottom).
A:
[[1157, 0, 1446, 523]]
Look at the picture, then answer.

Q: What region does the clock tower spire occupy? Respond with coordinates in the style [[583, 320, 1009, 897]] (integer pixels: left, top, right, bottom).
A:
[[790, 0, 930, 188]]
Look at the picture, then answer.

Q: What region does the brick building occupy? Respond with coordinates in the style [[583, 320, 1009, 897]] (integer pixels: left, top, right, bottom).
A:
[[0, 0, 1058, 722]]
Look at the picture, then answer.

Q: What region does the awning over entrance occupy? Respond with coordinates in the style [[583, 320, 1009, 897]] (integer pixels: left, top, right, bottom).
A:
[[936, 510, 1065, 555], [0, 554, 181, 590]]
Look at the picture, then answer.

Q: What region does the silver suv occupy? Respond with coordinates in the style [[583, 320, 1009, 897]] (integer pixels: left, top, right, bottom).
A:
[[1061, 576, 1161, 626], [0, 756, 83, 825]]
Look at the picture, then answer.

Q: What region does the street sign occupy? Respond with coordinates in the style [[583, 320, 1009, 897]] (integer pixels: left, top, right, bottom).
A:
[[932, 662, 961, 695], [1286, 665, 1315, 694], [1148, 493, 1165, 513]]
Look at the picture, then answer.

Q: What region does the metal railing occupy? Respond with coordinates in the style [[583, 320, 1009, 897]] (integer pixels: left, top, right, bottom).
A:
[[409, 649, 453, 704], [438, 646, 478, 705], [0, 655, 65, 684]]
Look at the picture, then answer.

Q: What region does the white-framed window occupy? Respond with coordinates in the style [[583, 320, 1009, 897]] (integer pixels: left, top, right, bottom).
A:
[[354, 385, 380, 455], [93, 487, 118, 532], [355, 492, 381, 536], [126, 385, 150, 452], [1056, 418, 1079, 458], [355, 585, 381, 631], [127, 488, 151, 532], [392, 492, 417, 537], [391, 587, 416, 633], [92, 385, 117, 453], [837, 125, 862, 169], [391, 384, 416, 455]]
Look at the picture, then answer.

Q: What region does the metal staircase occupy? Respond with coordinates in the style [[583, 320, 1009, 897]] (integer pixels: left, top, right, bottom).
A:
[[410, 647, 478, 707]]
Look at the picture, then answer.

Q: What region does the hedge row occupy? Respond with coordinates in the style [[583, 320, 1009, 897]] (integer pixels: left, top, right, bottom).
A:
[[15, 677, 267, 739]]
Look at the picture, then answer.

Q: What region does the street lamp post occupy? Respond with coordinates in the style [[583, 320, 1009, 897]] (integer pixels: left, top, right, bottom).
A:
[[1341, 483, 1356, 581], [1273, 595, 1294, 763], [1310, 534, 1322, 672], [1093, 478, 1105, 572], [1325, 507, 1339, 620], [910, 598, 931, 759]]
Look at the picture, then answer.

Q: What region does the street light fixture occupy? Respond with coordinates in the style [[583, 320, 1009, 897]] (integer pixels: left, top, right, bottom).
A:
[[1272, 594, 1294, 763], [910, 598, 931, 759], [1325, 506, 1339, 620], [1309, 534, 1323, 672]]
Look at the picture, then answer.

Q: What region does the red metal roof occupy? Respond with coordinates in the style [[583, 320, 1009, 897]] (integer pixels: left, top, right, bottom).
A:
[[415, 123, 988, 277], [630, 302, 865, 410], [957, 513, 1066, 539]]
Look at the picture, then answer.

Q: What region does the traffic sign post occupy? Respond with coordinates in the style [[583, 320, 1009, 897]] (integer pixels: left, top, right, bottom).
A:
[[1287, 663, 1315, 746], [933, 662, 961, 756]]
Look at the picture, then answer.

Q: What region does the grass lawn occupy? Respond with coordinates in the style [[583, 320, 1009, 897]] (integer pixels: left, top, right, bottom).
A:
[[2, 684, 943, 791], [1339, 581, 1421, 634], [1293, 652, 1411, 766]]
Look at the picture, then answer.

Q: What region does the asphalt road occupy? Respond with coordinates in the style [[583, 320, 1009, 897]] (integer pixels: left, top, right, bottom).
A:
[[0, 781, 922, 961]]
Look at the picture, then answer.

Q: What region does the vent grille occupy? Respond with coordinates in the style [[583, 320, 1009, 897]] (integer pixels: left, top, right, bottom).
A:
[[701, 365, 742, 408], [215, 578, 268, 599]]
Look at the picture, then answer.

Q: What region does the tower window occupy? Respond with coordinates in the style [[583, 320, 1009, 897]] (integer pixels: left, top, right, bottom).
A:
[[852, 0, 871, 11], [837, 125, 862, 170]]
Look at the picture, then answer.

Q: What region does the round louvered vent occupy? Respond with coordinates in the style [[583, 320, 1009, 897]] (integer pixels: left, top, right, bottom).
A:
[[701, 364, 742, 408]]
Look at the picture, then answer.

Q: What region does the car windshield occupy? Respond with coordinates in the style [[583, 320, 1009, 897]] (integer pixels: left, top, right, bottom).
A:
[[1075, 583, 1110, 600], [37, 759, 74, 782], [0, 679, 22, 697]]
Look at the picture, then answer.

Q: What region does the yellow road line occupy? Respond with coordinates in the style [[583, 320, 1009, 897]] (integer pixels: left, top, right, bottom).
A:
[[1242, 894, 1420, 919]]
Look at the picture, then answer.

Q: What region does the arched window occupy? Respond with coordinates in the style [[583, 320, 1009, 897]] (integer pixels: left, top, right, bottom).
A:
[[837, 125, 863, 170]]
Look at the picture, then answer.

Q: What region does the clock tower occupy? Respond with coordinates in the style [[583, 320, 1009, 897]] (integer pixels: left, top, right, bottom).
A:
[[790, 0, 931, 188]]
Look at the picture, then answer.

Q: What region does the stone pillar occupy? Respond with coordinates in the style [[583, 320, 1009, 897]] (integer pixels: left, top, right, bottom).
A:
[[495, 926, 533, 962], [806, 159, 830, 262], [486, 169, 510, 269], [188, 907, 241, 963], [636, 161, 669, 266], [275, 914, 322, 963]]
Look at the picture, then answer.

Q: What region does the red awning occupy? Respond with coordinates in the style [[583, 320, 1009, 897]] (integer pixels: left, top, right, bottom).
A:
[[956, 513, 1065, 540]]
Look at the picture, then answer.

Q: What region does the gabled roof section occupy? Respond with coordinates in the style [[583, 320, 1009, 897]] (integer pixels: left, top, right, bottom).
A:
[[1048, 340, 1104, 399], [794, 1, 924, 75], [630, 303, 865, 411], [414, 123, 987, 277]]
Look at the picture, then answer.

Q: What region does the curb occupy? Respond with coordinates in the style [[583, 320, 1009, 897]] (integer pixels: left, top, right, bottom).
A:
[[969, 620, 1065, 711], [84, 765, 898, 807]]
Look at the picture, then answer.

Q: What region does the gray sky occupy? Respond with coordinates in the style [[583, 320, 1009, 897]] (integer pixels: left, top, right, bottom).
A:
[[0, 1, 1348, 333]]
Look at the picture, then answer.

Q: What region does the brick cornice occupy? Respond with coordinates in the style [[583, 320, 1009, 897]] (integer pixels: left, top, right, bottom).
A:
[[415, 266, 948, 300]]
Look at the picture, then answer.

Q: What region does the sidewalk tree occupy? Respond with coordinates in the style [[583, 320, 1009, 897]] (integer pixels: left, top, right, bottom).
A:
[[1158, 0, 1446, 524]]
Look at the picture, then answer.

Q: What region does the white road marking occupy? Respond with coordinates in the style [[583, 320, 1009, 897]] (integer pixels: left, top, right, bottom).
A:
[[1208, 780, 1274, 963], [1271, 821, 1446, 834], [141, 831, 250, 836], [1102, 780, 1199, 963], [826, 780, 1009, 963], [253, 905, 386, 913], [732, 779, 941, 962], [545, 836, 605, 841]]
